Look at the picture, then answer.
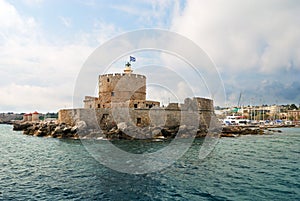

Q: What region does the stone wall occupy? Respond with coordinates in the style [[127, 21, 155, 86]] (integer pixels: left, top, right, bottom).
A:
[[99, 73, 146, 106], [59, 97, 214, 132], [83, 96, 99, 109], [129, 100, 160, 109], [58, 109, 77, 126]]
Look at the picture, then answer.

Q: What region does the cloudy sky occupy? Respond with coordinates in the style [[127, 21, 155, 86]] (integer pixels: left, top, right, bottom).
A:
[[0, 0, 299, 112]]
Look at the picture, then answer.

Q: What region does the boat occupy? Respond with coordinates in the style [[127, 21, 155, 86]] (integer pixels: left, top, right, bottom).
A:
[[223, 115, 250, 126]]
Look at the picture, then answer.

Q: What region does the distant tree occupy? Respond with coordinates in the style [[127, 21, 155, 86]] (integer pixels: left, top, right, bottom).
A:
[[45, 112, 58, 119], [15, 116, 23, 120], [289, 104, 298, 110], [215, 106, 221, 110]]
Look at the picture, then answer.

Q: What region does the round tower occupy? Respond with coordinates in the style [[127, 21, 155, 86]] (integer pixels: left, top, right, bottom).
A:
[[27, 113, 32, 121], [98, 63, 146, 108], [23, 114, 28, 122], [32, 111, 39, 121]]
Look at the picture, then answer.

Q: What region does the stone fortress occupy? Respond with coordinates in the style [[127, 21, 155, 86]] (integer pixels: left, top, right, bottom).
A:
[[83, 62, 160, 110], [58, 62, 216, 139]]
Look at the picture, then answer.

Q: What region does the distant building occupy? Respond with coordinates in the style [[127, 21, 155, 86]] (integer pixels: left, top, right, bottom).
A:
[[27, 113, 32, 121], [32, 111, 39, 121], [23, 111, 39, 122], [287, 110, 300, 121], [23, 114, 28, 121]]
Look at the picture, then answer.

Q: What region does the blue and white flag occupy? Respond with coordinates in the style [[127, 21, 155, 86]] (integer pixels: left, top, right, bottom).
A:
[[130, 56, 136, 62]]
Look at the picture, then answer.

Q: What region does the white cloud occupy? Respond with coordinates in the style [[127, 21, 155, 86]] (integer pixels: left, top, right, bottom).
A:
[[59, 16, 72, 27], [22, 0, 43, 6], [170, 0, 300, 105], [92, 19, 122, 43], [0, 0, 37, 33], [0, 0, 119, 112], [171, 0, 300, 74], [1, 0, 299, 112], [0, 83, 72, 112], [0, 40, 94, 112], [111, 0, 181, 28]]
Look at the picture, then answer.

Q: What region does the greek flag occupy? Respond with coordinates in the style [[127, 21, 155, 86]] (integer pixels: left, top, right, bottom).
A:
[[130, 56, 136, 62]]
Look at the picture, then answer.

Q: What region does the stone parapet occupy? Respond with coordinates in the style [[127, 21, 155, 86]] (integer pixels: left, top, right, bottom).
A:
[[59, 97, 214, 131]]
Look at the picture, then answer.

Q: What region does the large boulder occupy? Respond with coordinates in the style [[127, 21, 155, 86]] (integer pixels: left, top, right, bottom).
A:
[[53, 126, 63, 134], [13, 122, 32, 131], [152, 129, 161, 136], [117, 122, 127, 131], [76, 121, 87, 130], [34, 129, 47, 137], [70, 126, 78, 134]]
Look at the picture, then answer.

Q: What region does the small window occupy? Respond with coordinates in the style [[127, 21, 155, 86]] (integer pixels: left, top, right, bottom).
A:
[[107, 78, 110, 82], [134, 104, 138, 108], [111, 92, 115, 96], [98, 104, 100, 108], [137, 118, 141, 124], [90, 105, 92, 108]]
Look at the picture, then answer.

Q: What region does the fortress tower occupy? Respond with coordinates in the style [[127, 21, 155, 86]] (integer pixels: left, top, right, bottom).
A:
[[60, 60, 214, 130], [98, 62, 146, 107], [84, 62, 159, 109]]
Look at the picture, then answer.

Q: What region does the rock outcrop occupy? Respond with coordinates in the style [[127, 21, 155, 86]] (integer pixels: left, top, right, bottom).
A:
[[13, 120, 210, 140], [13, 121, 79, 139], [13, 121, 281, 140], [220, 126, 282, 137]]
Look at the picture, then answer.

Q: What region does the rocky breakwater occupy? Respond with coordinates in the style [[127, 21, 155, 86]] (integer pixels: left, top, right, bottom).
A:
[[12, 120, 210, 140], [12, 121, 283, 140], [221, 126, 263, 137], [221, 126, 282, 137], [80, 121, 210, 140], [13, 121, 79, 139]]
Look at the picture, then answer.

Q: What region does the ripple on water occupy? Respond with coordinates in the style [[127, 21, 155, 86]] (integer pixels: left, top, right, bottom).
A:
[[0, 125, 299, 200]]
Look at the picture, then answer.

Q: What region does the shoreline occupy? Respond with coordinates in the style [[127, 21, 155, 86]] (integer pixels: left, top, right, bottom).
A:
[[11, 120, 209, 140], [9, 120, 296, 140]]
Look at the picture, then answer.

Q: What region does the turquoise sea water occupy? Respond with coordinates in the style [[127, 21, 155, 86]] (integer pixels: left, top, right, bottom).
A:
[[0, 124, 299, 200]]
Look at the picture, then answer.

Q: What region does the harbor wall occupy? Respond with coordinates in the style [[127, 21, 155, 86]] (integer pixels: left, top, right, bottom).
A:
[[58, 97, 215, 131]]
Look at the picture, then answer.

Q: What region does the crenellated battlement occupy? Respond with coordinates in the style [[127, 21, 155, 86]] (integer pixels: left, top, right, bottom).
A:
[[93, 68, 148, 109], [99, 73, 146, 79]]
